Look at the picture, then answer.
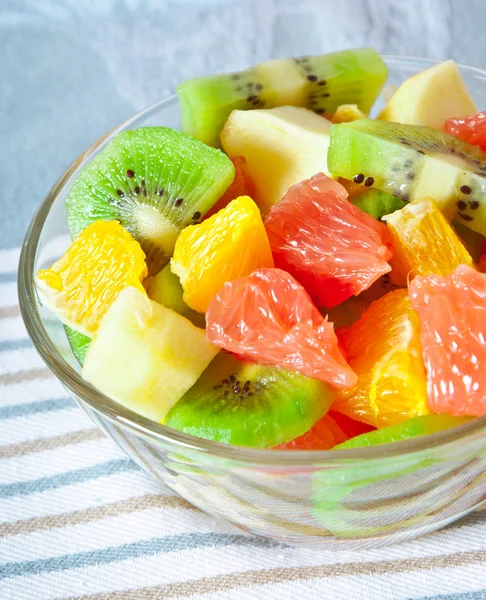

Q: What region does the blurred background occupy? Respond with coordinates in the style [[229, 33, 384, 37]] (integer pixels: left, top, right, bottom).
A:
[[2, 0, 485, 251]]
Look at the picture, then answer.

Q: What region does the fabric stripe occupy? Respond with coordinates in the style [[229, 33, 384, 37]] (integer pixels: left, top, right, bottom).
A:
[[0, 458, 138, 499], [0, 338, 32, 353], [61, 550, 486, 600], [0, 495, 194, 538], [1, 404, 94, 447], [0, 271, 17, 283], [1, 377, 69, 407], [0, 397, 74, 421], [0, 368, 53, 386], [0, 428, 103, 459], [0, 347, 45, 376], [0, 247, 20, 272], [0, 282, 19, 308], [0, 534, 276, 580], [0, 305, 20, 319], [415, 591, 486, 599]]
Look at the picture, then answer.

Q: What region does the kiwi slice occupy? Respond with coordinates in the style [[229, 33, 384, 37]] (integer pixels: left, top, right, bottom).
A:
[[350, 189, 406, 220], [335, 415, 473, 450], [165, 354, 334, 448], [66, 127, 235, 275], [311, 415, 474, 537], [147, 264, 205, 328], [178, 48, 387, 147], [328, 118, 486, 236], [64, 325, 91, 366]]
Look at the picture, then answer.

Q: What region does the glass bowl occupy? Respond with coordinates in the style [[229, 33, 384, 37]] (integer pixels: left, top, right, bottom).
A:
[[19, 56, 486, 548]]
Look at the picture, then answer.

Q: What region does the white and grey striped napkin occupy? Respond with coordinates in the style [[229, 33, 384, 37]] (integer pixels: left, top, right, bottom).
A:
[[1, 246, 486, 600]]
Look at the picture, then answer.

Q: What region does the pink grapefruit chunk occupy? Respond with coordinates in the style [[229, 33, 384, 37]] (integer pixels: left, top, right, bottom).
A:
[[264, 173, 393, 308], [409, 264, 486, 417], [444, 111, 486, 152], [206, 268, 357, 390]]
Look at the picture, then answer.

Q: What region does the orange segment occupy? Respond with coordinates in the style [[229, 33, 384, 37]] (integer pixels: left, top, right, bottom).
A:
[[332, 289, 429, 428], [171, 196, 273, 313], [384, 196, 474, 286], [36, 220, 147, 336]]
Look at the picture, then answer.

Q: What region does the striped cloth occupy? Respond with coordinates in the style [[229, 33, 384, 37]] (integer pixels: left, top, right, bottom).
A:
[[1, 246, 486, 600]]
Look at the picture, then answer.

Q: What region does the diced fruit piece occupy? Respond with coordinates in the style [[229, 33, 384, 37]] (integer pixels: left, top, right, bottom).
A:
[[322, 297, 370, 330], [65, 326, 91, 366], [334, 414, 473, 449], [147, 264, 205, 328], [206, 268, 356, 389], [479, 245, 486, 272], [350, 189, 407, 220], [178, 48, 387, 147], [445, 110, 486, 152], [340, 177, 407, 219], [379, 60, 477, 128], [409, 264, 486, 417], [166, 354, 333, 448], [322, 274, 401, 330], [264, 174, 393, 308], [384, 197, 474, 286], [332, 289, 429, 428], [66, 127, 235, 275], [328, 411, 376, 438], [36, 220, 147, 336], [274, 414, 348, 450], [171, 196, 273, 313], [203, 157, 256, 219], [82, 287, 218, 422], [331, 104, 366, 123], [328, 118, 486, 236], [221, 107, 333, 214], [452, 221, 485, 263]]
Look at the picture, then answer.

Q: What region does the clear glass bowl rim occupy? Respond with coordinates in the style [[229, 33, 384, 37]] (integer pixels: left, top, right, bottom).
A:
[[18, 54, 486, 467]]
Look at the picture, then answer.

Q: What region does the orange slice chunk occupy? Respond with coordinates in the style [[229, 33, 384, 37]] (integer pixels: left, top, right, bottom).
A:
[[384, 196, 474, 286], [332, 289, 429, 428], [171, 196, 273, 313], [36, 220, 147, 336]]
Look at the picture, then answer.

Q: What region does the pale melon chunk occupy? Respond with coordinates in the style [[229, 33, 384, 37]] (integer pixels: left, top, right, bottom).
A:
[[379, 60, 477, 129], [220, 106, 333, 214], [83, 287, 218, 422]]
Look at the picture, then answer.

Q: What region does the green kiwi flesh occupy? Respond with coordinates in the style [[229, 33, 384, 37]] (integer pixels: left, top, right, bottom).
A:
[[66, 127, 235, 275], [178, 48, 387, 147], [65, 325, 91, 366], [165, 354, 334, 448], [350, 189, 406, 220], [311, 415, 472, 537], [328, 118, 486, 236], [147, 264, 205, 328], [335, 415, 472, 450]]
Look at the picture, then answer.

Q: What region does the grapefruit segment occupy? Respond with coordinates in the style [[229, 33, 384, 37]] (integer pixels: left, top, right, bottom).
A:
[[206, 268, 357, 389], [444, 111, 486, 152], [264, 173, 393, 308], [409, 264, 486, 417]]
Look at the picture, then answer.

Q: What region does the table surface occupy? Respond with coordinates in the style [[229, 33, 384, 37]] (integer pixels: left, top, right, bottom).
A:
[[1, 1, 486, 599]]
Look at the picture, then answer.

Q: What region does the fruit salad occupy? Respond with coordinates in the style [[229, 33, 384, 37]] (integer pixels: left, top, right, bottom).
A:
[[36, 48, 486, 451]]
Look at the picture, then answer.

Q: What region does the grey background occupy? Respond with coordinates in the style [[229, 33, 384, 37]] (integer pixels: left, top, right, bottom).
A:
[[2, 0, 486, 251]]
